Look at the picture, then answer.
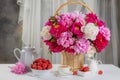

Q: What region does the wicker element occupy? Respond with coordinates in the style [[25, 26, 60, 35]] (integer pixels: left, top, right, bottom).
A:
[[61, 51, 84, 71], [54, 1, 93, 71], [54, 1, 93, 16]]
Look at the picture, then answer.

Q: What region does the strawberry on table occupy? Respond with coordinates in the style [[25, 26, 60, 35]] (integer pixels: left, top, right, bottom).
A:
[[79, 66, 89, 72], [73, 71, 78, 75], [98, 70, 103, 75], [79, 66, 84, 71], [83, 66, 89, 72]]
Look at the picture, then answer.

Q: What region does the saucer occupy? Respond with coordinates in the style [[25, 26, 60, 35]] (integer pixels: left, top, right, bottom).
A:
[[54, 71, 72, 77], [78, 70, 96, 77]]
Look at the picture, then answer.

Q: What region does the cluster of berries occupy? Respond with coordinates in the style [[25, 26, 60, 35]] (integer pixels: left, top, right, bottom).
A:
[[31, 58, 52, 70], [73, 66, 103, 75], [79, 66, 89, 72]]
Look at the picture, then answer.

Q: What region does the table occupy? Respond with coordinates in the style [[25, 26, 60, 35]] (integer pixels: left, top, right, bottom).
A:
[[0, 64, 120, 80]]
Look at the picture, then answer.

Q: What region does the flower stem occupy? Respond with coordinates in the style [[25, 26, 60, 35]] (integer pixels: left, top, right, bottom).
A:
[[94, 53, 97, 59]]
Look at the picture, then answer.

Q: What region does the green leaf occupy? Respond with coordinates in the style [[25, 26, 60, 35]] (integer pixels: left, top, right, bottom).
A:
[[94, 53, 96, 59], [48, 49, 52, 55]]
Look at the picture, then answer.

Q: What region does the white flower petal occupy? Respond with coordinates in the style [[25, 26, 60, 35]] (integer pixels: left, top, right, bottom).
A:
[[82, 23, 99, 40], [41, 26, 52, 40]]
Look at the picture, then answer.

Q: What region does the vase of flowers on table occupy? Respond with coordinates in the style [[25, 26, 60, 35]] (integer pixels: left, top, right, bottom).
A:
[[41, 1, 111, 71]]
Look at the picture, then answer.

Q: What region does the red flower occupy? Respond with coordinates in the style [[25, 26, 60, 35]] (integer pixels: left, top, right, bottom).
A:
[[45, 16, 57, 26], [49, 23, 67, 38], [45, 40, 63, 53], [93, 33, 108, 52], [97, 20, 105, 27], [70, 22, 84, 38], [64, 47, 75, 53], [45, 19, 53, 26], [86, 13, 98, 23]]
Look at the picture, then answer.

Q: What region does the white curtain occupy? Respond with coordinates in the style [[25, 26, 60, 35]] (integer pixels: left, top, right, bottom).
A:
[[96, 0, 119, 66], [17, 0, 119, 66], [17, 0, 41, 58]]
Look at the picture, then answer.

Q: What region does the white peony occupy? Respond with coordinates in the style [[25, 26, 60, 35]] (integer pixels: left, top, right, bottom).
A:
[[41, 26, 51, 40], [86, 45, 96, 58], [81, 23, 99, 40]]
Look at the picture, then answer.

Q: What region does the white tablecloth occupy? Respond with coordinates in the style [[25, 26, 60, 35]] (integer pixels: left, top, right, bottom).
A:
[[0, 64, 120, 80]]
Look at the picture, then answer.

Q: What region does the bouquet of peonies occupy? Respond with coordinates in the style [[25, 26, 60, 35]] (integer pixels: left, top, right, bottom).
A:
[[41, 12, 110, 55]]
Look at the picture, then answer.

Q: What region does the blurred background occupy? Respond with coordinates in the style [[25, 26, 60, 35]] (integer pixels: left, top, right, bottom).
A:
[[0, 0, 119, 67]]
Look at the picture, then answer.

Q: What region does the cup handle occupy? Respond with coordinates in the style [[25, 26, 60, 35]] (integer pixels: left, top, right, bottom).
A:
[[97, 60, 102, 64], [14, 48, 21, 61]]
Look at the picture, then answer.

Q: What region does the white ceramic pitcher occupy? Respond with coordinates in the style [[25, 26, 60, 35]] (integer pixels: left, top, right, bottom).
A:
[[88, 59, 102, 72], [14, 46, 36, 67]]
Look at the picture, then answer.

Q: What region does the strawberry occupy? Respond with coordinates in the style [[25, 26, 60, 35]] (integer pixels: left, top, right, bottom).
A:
[[32, 58, 52, 70], [42, 59, 46, 63], [42, 66, 46, 70], [79, 66, 84, 71], [98, 70, 103, 75], [46, 60, 50, 64], [79, 66, 89, 72], [37, 63, 41, 66], [44, 60, 49, 65], [47, 64, 52, 69], [42, 63, 48, 69], [32, 64, 37, 69], [37, 58, 43, 62], [73, 71, 78, 75], [33, 60, 38, 64], [38, 61, 43, 65], [83, 66, 89, 72], [38, 66, 42, 70], [31, 64, 33, 68]]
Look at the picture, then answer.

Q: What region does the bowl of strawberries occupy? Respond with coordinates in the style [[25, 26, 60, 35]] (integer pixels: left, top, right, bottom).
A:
[[31, 58, 52, 76], [78, 66, 92, 77]]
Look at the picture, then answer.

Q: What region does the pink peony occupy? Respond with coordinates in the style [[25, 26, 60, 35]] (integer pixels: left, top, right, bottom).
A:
[[58, 13, 73, 27], [99, 26, 111, 41], [70, 22, 84, 38], [86, 13, 98, 23], [70, 12, 85, 23], [57, 31, 75, 48], [11, 62, 26, 74], [72, 38, 90, 54]]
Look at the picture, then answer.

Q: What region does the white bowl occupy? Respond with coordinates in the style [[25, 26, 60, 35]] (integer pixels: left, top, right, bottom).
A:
[[31, 69, 51, 76]]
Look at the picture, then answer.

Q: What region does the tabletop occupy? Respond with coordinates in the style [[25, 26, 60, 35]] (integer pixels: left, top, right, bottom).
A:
[[0, 64, 120, 80]]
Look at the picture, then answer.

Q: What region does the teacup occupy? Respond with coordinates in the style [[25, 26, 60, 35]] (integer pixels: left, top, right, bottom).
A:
[[58, 65, 70, 74]]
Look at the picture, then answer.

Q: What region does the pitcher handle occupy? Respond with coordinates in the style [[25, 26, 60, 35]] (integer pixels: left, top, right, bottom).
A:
[[97, 60, 102, 64], [14, 48, 21, 61]]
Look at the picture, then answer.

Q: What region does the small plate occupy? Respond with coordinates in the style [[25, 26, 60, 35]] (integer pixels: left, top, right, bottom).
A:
[[78, 70, 96, 77], [54, 71, 72, 77]]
